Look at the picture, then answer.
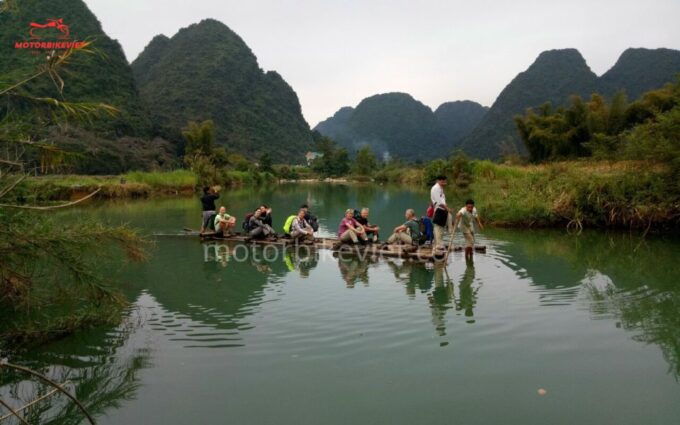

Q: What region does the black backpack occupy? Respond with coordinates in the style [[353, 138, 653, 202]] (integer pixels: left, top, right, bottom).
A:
[[242, 212, 254, 231], [413, 218, 427, 245], [308, 215, 319, 232], [304, 213, 319, 232]]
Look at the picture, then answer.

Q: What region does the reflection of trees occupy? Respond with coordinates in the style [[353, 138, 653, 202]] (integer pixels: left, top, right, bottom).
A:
[[490, 229, 680, 379], [121, 241, 323, 349], [0, 312, 150, 425], [585, 279, 680, 379], [127, 241, 287, 332]]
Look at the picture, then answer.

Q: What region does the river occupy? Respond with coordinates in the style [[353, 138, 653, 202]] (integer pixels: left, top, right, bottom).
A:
[[2, 183, 679, 425]]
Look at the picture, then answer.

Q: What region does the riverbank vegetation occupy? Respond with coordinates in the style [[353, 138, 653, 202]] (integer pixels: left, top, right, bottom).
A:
[[373, 157, 678, 230], [371, 79, 680, 231], [0, 8, 149, 350]]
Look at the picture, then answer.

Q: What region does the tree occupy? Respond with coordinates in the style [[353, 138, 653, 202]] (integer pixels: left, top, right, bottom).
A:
[[352, 146, 377, 176], [423, 159, 451, 186], [0, 4, 147, 347], [515, 78, 680, 163], [182, 120, 215, 157], [311, 135, 349, 178], [333, 148, 350, 176], [259, 152, 274, 173]]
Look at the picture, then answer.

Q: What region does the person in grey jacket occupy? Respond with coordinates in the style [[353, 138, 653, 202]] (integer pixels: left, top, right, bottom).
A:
[[247, 209, 275, 240], [290, 208, 315, 243]]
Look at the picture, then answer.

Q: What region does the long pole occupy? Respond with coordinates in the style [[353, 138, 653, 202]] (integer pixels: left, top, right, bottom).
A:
[[444, 214, 455, 263]]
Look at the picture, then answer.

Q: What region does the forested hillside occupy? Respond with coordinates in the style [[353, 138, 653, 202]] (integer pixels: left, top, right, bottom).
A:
[[0, 0, 152, 137], [131, 19, 313, 163], [434, 101, 488, 146], [462, 48, 680, 159], [314, 94, 487, 160]]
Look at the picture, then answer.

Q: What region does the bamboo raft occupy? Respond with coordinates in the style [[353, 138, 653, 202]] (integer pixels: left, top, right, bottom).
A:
[[191, 230, 486, 261]]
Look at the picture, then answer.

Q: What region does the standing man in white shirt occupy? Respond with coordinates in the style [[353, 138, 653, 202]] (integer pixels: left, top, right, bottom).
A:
[[430, 175, 453, 251]]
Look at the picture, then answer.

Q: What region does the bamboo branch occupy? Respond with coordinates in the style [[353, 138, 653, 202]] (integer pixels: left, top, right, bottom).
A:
[[0, 158, 23, 166], [0, 70, 45, 96], [0, 386, 62, 421], [0, 174, 26, 198], [0, 187, 100, 209], [0, 397, 30, 425], [1, 363, 96, 424]]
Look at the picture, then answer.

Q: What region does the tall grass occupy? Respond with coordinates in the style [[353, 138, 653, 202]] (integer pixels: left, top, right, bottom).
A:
[[372, 158, 679, 230], [467, 160, 678, 229], [123, 169, 196, 189]]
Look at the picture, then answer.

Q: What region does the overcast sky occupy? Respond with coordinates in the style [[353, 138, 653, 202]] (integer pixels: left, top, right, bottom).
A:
[[85, 0, 680, 126]]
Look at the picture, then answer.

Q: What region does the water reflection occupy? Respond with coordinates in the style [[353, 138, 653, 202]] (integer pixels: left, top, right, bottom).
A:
[[3, 222, 679, 424], [387, 256, 481, 336], [490, 229, 680, 378], [0, 310, 150, 425], [337, 257, 375, 288]]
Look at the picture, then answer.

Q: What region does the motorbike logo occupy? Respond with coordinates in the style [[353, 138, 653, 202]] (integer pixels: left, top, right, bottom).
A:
[[29, 18, 70, 40]]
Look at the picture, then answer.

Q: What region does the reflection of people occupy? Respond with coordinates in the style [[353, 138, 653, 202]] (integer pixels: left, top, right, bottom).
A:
[[337, 258, 371, 287], [387, 260, 434, 298], [456, 257, 479, 322], [453, 199, 484, 259], [430, 175, 453, 251], [428, 263, 454, 336], [284, 247, 319, 278], [338, 209, 367, 244], [203, 242, 234, 267]]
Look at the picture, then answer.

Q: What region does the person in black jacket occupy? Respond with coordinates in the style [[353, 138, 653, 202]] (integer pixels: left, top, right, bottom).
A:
[[258, 204, 273, 227], [200, 186, 220, 232], [247, 209, 276, 240], [300, 204, 319, 232]]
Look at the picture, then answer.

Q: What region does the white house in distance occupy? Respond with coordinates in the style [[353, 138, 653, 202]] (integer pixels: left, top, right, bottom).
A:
[[305, 151, 322, 166]]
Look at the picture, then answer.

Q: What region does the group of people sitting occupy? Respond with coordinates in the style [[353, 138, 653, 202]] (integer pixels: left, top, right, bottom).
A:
[[200, 178, 483, 255], [337, 207, 428, 250]]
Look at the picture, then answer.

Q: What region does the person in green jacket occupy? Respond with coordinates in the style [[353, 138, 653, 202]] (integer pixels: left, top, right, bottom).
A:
[[386, 209, 420, 246]]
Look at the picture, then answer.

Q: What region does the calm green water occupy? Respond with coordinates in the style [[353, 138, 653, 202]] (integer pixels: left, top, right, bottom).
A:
[[2, 183, 680, 425]]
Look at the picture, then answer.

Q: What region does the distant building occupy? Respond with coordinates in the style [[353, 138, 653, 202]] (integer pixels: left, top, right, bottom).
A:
[[305, 151, 322, 166]]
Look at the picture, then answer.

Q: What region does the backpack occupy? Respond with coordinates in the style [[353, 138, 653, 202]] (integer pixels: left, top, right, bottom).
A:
[[307, 214, 319, 232], [242, 212, 254, 232], [408, 218, 425, 245], [426, 203, 434, 218], [419, 216, 434, 245], [283, 215, 297, 234]]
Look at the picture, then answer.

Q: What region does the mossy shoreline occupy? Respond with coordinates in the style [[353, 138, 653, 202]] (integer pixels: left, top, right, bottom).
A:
[[11, 160, 680, 231]]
